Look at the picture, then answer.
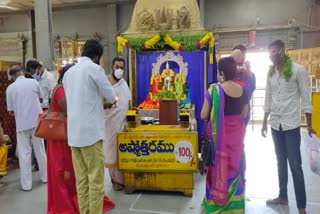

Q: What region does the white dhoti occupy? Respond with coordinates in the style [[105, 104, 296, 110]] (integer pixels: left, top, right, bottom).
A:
[[104, 107, 126, 188], [103, 78, 131, 189], [17, 127, 47, 190]]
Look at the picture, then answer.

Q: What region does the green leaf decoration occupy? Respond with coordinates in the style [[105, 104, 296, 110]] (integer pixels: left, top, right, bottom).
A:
[[268, 54, 293, 81], [124, 33, 208, 52]]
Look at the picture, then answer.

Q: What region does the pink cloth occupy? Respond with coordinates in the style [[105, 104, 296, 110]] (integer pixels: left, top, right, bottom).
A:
[[211, 115, 245, 205], [47, 86, 116, 214]]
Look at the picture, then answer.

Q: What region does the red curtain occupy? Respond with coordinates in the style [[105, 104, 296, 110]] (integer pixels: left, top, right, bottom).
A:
[[0, 71, 16, 156]]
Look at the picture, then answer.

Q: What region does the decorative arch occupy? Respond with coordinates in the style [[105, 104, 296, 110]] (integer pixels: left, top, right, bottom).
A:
[[151, 51, 188, 76]]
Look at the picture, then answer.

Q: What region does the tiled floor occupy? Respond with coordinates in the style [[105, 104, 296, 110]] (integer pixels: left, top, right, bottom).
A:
[[1, 126, 320, 214]]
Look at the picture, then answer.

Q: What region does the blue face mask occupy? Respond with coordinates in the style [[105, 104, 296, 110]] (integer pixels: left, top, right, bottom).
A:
[[32, 73, 41, 81]]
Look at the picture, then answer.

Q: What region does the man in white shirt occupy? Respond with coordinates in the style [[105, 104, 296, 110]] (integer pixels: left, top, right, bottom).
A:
[[6, 65, 47, 191], [103, 57, 131, 191], [262, 40, 316, 214], [63, 39, 116, 214], [25, 60, 55, 170], [26, 60, 55, 110]]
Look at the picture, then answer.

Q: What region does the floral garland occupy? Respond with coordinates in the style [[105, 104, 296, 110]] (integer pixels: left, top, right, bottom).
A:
[[163, 34, 184, 51], [116, 32, 215, 57], [161, 68, 174, 78], [117, 36, 130, 57], [268, 54, 293, 81], [143, 34, 161, 49], [196, 32, 215, 64]]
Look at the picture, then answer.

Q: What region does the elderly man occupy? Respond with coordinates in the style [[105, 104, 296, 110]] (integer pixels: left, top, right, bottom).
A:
[[6, 65, 47, 191], [262, 40, 315, 214], [231, 45, 256, 184], [231, 45, 256, 125]]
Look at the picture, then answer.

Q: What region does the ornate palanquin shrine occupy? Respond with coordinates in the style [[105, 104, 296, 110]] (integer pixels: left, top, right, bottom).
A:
[[115, 0, 218, 196], [53, 33, 102, 69]]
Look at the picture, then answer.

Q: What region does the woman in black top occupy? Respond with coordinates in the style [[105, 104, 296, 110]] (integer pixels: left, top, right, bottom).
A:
[[200, 57, 249, 213]]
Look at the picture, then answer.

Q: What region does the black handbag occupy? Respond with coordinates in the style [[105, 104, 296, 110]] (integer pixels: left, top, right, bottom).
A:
[[200, 121, 214, 175]]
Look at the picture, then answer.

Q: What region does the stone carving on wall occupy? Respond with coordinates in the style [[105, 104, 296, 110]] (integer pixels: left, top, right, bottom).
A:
[[124, 0, 204, 36], [176, 6, 191, 30], [137, 6, 190, 32], [137, 9, 155, 32]]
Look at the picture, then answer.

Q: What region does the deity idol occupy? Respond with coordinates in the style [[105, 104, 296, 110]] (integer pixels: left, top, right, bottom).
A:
[[161, 61, 175, 92]]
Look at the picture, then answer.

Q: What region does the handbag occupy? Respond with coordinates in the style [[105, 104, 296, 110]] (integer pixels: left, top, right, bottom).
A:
[[35, 85, 67, 141], [199, 85, 217, 175], [201, 121, 214, 167], [199, 122, 214, 176]]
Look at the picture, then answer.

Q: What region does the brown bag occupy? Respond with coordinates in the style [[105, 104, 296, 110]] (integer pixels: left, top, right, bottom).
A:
[[35, 86, 67, 141]]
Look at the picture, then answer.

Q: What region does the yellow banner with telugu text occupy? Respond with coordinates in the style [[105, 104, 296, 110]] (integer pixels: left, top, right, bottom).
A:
[[117, 132, 198, 172]]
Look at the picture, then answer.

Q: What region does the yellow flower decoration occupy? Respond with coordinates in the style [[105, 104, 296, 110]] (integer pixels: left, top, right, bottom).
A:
[[174, 73, 186, 84], [164, 34, 184, 51], [161, 69, 174, 78], [150, 74, 155, 85], [197, 32, 214, 48], [143, 34, 161, 49], [117, 36, 129, 57], [197, 32, 215, 64]]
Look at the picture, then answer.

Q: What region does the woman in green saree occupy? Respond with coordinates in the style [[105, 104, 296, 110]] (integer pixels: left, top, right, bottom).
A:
[[201, 57, 249, 213]]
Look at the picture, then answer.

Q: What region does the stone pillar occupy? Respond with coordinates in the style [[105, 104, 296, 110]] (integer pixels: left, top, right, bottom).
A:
[[105, 4, 117, 71], [34, 0, 54, 69]]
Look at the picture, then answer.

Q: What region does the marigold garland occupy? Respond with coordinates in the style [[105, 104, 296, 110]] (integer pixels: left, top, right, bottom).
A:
[[196, 32, 215, 64], [142, 34, 161, 49], [164, 34, 184, 51], [117, 32, 214, 55], [117, 36, 130, 56], [268, 54, 293, 81], [196, 32, 214, 48]]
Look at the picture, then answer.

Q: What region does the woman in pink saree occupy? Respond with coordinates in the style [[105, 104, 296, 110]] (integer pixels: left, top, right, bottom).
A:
[[201, 57, 249, 213], [47, 64, 115, 214]]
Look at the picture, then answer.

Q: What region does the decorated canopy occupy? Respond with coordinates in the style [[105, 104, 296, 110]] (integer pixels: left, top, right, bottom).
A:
[[117, 0, 215, 56], [123, 0, 205, 37]]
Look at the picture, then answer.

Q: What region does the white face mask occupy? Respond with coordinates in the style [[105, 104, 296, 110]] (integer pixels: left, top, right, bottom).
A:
[[32, 69, 41, 81], [236, 65, 246, 72], [114, 68, 124, 80]]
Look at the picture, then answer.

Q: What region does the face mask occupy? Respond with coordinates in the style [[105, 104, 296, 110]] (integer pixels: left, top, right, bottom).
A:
[[113, 68, 124, 80], [32, 73, 41, 81], [236, 65, 246, 72]]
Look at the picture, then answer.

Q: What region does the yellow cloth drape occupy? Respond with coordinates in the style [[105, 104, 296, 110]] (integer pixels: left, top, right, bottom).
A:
[[0, 144, 8, 176]]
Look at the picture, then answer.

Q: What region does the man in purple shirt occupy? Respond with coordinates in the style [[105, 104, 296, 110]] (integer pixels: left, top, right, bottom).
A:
[[231, 44, 256, 184]]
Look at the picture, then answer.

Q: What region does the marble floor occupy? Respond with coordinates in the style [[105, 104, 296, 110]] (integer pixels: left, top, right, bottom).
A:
[[0, 126, 320, 214]]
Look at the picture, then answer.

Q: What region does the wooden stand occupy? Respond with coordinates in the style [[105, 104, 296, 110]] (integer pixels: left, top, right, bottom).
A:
[[159, 99, 178, 125]]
